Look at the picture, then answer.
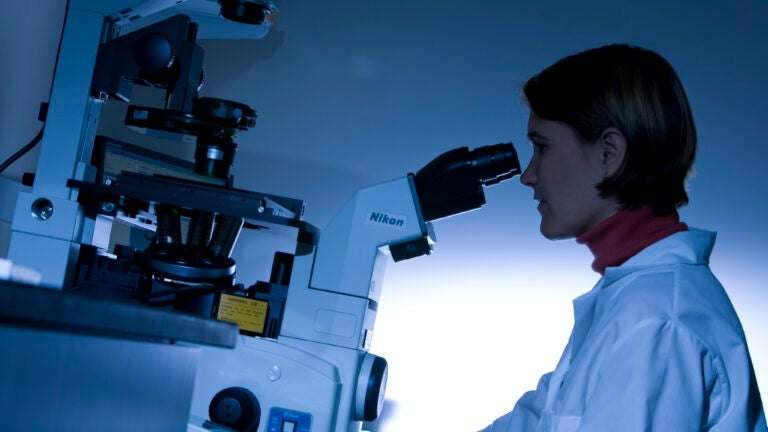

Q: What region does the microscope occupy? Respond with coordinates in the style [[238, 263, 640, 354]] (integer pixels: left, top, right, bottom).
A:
[[186, 143, 520, 432], [2, 1, 521, 431]]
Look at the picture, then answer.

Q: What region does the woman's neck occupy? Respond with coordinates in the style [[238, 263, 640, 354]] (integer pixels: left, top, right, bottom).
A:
[[576, 205, 688, 275]]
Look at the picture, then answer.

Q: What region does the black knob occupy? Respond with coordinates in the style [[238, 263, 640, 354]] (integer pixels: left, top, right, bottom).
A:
[[133, 32, 174, 75], [209, 387, 261, 432]]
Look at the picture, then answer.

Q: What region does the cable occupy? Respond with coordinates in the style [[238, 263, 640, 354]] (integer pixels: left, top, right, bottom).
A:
[[0, 128, 44, 174]]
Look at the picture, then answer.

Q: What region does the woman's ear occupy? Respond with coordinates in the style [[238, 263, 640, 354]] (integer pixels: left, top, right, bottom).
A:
[[600, 127, 627, 178]]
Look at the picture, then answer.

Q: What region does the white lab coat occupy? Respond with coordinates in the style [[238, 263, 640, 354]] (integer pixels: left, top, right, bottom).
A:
[[479, 229, 767, 431]]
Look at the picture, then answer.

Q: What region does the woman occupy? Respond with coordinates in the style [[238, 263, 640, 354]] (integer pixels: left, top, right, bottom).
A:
[[479, 44, 766, 431]]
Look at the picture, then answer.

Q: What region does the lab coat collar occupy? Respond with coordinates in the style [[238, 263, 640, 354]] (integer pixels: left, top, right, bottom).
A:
[[601, 228, 716, 286]]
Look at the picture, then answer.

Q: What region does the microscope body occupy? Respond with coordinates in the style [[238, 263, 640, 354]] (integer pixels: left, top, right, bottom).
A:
[[188, 175, 430, 431]]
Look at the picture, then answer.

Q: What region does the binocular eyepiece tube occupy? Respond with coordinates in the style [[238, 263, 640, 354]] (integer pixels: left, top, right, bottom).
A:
[[414, 143, 521, 222]]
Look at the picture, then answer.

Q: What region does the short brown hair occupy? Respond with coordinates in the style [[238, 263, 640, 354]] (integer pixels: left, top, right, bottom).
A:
[[523, 44, 696, 215]]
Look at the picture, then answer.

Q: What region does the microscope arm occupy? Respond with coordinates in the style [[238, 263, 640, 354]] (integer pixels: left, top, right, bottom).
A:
[[309, 143, 521, 301]]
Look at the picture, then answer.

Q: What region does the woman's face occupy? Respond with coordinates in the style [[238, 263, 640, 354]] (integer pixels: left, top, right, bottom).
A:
[[521, 113, 619, 239]]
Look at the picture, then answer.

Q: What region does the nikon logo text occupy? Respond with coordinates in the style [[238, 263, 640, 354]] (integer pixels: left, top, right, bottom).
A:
[[368, 211, 406, 228]]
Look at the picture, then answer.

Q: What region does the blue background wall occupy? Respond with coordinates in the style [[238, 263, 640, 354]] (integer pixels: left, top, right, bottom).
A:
[[1, 1, 766, 430]]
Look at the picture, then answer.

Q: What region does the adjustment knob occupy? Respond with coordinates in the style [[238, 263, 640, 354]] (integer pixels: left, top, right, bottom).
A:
[[209, 387, 261, 432], [355, 353, 388, 422], [133, 32, 174, 75]]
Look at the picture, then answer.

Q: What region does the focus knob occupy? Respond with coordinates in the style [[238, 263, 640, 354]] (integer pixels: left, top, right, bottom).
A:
[[133, 32, 174, 75], [209, 387, 261, 432], [355, 353, 388, 422]]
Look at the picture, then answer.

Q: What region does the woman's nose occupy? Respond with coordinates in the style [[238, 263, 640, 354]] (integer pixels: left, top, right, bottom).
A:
[[520, 163, 536, 187]]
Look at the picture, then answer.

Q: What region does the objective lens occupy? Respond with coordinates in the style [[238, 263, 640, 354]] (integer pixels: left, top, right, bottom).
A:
[[208, 214, 244, 258]]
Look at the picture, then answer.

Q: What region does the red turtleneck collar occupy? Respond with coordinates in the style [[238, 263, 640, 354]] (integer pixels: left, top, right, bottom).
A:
[[576, 205, 688, 275]]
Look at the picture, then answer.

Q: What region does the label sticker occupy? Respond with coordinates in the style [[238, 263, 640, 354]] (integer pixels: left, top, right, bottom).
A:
[[217, 293, 269, 335]]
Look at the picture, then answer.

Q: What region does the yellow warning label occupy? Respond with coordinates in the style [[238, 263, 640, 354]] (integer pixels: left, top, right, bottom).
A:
[[217, 293, 269, 335]]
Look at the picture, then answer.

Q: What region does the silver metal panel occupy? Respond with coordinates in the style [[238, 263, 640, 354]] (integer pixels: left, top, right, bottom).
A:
[[7, 9, 104, 287], [0, 325, 200, 432], [0, 280, 239, 347], [31, 9, 103, 198], [7, 232, 76, 288], [0, 280, 239, 430]]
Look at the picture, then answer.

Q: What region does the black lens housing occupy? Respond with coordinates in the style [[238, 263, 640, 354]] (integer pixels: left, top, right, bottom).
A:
[[218, 0, 271, 25]]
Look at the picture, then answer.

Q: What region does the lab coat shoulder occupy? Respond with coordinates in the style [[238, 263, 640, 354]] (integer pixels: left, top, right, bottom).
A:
[[599, 229, 746, 345], [596, 261, 741, 352], [586, 229, 766, 431], [600, 230, 749, 361]]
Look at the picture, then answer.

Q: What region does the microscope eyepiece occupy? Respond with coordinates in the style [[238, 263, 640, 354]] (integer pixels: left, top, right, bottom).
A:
[[469, 143, 522, 186], [414, 143, 521, 221]]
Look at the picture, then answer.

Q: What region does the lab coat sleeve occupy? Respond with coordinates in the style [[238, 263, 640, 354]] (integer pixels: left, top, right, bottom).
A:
[[477, 372, 553, 432], [576, 320, 710, 431]]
